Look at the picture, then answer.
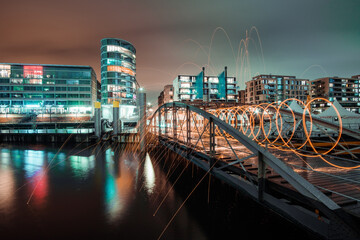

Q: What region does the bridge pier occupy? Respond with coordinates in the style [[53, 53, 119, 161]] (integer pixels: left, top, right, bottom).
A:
[[94, 101, 101, 139], [112, 101, 120, 139]]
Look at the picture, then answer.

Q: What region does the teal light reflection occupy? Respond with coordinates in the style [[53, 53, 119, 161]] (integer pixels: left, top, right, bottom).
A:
[[24, 150, 44, 178]]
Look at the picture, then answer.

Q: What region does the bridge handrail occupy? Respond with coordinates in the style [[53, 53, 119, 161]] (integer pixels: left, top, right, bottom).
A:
[[151, 102, 340, 211]]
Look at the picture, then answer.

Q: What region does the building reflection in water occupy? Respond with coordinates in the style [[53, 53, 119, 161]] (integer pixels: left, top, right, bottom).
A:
[[103, 146, 141, 223], [0, 149, 15, 215], [24, 150, 48, 207], [144, 153, 156, 195]]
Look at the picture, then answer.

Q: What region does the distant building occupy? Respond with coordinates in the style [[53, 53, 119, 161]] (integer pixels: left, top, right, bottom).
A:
[[310, 76, 360, 113], [352, 75, 360, 80], [158, 91, 164, 107], [237, 90, 246, 105], [100, 38, 138, 123], [173, 67, 237, 103], [158, 84, 173, 106], [245, 74, 309, 104], [0, 63, 97, 114], [100, 38, 137, 105]]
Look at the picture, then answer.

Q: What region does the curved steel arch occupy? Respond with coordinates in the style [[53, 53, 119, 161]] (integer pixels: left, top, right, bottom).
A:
[[150, 102, 340, 211]]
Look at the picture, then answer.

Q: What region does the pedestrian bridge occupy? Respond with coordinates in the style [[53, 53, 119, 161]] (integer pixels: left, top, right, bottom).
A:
[[147, 100, 360, 239]]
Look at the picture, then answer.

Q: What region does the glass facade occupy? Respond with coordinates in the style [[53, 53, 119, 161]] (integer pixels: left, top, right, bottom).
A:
[[173, 72, 237, 102], [100, 38, 137, 106], [0, 63, 97, 114]]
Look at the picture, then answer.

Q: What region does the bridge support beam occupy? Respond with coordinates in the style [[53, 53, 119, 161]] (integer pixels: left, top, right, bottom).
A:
[[94, 101, 101, 139], [113, 101, 120, 138]]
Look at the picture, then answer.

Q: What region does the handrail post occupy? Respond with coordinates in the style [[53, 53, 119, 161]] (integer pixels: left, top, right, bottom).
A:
[[258, 151, 266, 202]]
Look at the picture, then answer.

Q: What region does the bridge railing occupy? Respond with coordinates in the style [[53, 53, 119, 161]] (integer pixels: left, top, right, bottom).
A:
[[148, 102, 341, 210]]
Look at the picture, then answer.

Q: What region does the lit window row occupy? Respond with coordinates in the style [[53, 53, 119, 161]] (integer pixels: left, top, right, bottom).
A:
[[179, 76, 190, 81], [106, 59, 134, 69], [107, 85, 124, 91], [24, 66, 43, 78], [107, 45, 136, 59], [180, 83, 191, 88], [208, 77, 219, 83], [107, 65, 135, 76]]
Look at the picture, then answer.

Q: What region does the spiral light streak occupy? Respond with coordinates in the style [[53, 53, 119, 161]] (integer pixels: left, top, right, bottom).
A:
[[209, 98, 359, 169], [149, 98, 360, 169]]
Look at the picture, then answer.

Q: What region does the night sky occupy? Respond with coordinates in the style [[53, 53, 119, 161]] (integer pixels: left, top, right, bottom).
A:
[[0, 0, 359, 104]]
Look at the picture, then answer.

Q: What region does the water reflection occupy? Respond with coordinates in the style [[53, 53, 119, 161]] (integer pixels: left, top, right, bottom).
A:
[[0, 143, 209, 239], [144, 153, 156, 194], [28, 166, 48, 207], [24, 150, 45, 177], [0, 168, 15, 214], [104, 146, 138, 223]]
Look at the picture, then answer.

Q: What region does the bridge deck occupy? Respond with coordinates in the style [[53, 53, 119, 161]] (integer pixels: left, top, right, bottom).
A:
[[214, 136, 360, 217], [171, 133, 360, 218]]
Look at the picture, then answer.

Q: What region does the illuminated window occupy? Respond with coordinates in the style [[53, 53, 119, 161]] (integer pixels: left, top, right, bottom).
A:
[[179, 76, 190, 81], [107, 85, 123, 91], [209, 77, 218, 83], [43, 80, 55, 85], [67, 80, 79, 85], [10, 78, 23, 84], [180, 94, 190, 100], [24, 66, 43, 78], [107, 45, 135, 58], [180, 83, 191, 88], [180, 89, 190, 94], [12, 93, 23, 98], [13, 86, 24, 91], [28, 79, 42, 84], [227, 78, 235, 83], [107, 65, 135, 76], [0, 64, 11, 78]]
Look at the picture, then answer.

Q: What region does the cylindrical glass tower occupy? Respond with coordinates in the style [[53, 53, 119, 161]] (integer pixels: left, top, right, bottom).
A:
[[100, 38, 137, 106]]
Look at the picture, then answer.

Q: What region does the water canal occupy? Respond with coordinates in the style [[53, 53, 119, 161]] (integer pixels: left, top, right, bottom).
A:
[[0, 143, 314, 239]]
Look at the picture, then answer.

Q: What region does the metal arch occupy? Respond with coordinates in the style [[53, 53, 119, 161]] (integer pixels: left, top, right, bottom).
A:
[[150, 102, 340, 211]]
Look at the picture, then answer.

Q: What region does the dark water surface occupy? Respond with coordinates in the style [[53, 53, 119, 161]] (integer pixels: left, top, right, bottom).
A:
[[0, 143, 314, 239]]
